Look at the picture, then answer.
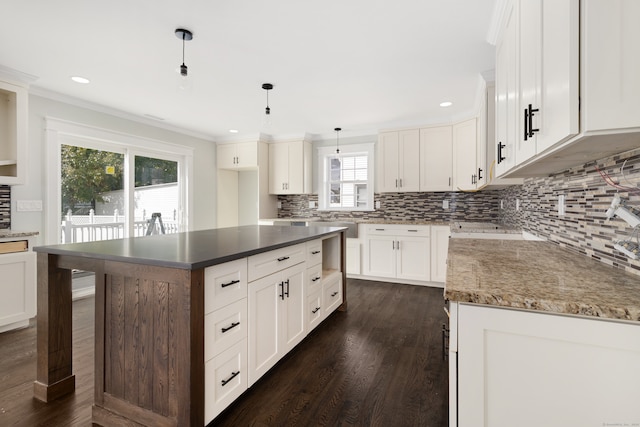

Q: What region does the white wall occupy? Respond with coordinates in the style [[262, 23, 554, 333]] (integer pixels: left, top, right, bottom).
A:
[[11, 94, 217, 245]]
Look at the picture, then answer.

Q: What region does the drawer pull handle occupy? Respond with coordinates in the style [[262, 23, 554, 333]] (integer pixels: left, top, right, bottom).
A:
[[221, 322, 240, 333], [331, 291, 338, 297], [312, 276, 321, 282], [312, 307, 321, 314], [221, 371, 240, 386], [277, 256, 290, 262], [311, 250, 321, 255], [408, 229, 418, 232], [221, 279, 240, 288], [375, 228, 385, 231], [284, 279, 290, 298]]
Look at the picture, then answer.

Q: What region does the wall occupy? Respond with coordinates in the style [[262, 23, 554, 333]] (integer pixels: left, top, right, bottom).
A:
[[10, 94, 217, 244], [278, 190, 502, 222], [499, 148, 640, 276]]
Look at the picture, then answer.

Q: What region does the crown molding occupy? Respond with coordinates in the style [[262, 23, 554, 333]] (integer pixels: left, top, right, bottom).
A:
[[0, 64, 39, 85], [486, 0, 509, 45]]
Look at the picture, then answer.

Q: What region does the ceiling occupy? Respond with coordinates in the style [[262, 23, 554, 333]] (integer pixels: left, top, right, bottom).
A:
[[1, 0, 499, 141]]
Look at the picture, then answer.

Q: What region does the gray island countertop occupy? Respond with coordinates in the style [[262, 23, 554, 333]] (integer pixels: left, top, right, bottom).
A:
[[34, 225, 346, 270], [445, 238, 640, 322]]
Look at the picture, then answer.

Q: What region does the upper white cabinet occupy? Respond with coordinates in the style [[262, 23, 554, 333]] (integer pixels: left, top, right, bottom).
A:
[[217, 141, 259, 170], [496, 0, 640, 177], [420, 126, 453, 191], [377, 129, 420, 192], [453, 118, 479, 191], [0, 79, 28, 185], [268, 140, 311, 195]]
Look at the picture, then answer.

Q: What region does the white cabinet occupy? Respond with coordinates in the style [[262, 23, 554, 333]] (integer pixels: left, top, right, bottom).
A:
[[268, 140, 312, 194], [364, 225, 430, 282], [0, 238, 36, 333], [420, 126, 453, 191], [452, 119, 478, 191], [429, 225, 450, 283], [345, 238, 360, 276], [0, 79, 28, 185], [248, 261, 305, 385], [452, 302, 640, 427], [377, 129, 420, 192], [217, 141, 258, 170]]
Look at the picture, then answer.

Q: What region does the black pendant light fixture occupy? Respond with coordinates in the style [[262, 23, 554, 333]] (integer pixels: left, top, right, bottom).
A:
[[262, 83, 273, 125], [334, 127, 342, 154], [175, 28, 193, 77]]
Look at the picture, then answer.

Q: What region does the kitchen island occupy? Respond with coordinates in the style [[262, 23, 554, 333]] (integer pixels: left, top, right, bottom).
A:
[[33, 225, 346, 427], [445, 238, 640, 427]]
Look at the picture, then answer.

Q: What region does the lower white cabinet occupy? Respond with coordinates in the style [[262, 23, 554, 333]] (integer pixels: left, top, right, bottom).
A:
[[205, 339, 248, 423], [429, 226, 450, 283], [248, 261, 306, 385], [364, 225, 431, 283], [451, 303, 640, 427], [322, 273, 343, 316], [0, 237, 36, 333], [345, 238, 360, 275]]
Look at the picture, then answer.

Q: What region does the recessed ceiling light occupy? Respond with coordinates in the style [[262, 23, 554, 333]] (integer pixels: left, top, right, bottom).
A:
[[71, 76, 90, 84], [229, 129, 239, 133], [440, 101, 453, 107]]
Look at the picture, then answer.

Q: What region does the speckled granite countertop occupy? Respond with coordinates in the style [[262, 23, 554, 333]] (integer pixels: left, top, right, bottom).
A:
[[444, 239, 640, 322], [0, 230, 39, 238]]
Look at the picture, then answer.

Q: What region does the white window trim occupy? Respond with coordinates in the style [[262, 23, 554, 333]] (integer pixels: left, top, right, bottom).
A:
[[44, 117, 194, 245], [317, 143, 375, 211]]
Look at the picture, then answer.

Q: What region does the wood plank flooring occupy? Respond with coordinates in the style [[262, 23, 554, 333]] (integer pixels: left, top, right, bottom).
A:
[[0, 279, 448, 427]]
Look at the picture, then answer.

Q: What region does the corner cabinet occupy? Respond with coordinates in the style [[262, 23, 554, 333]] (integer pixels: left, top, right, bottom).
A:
[[496, 0, 640, 178], [0, 79, 28, 185], [420, 126, 453, 191], [450, 302, 640, 427], [268, 140, 312, 195], [452, 119, 479, 191], [377, 129, 420, 192]]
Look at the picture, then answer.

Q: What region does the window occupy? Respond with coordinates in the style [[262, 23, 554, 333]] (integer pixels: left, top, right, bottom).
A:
[[318, 143, 374, 211]]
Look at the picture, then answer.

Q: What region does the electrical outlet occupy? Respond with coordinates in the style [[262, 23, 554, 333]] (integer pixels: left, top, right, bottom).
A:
[[442, 200, 449, 209], [516, 199, 520, 211], [500, 199, 504, 209], [558, 195, 566, 216], [308, 201, 316, 209], [375, 200, 381, 209], [277, 201, 282, 209]]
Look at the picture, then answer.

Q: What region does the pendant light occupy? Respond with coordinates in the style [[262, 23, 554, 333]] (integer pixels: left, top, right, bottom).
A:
[[262, 83, 273, 126], [175, 28, 193, 89], [334, 127, 342, 154]]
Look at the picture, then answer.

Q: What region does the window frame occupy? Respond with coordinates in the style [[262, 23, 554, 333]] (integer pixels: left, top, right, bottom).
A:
[[317, 143, 375, 211]]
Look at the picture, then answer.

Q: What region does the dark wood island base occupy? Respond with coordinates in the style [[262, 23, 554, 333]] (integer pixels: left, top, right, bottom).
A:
[[33, 226, 346, 427]]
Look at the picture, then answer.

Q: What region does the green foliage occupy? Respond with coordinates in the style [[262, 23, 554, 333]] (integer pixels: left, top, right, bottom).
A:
[[135, 156, 178, 187]]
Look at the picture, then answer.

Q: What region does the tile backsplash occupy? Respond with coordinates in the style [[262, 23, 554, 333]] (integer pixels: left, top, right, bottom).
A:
[[499, 147, 640, 276], [278, 190, 502, 222], [0, 185, 10, 229]]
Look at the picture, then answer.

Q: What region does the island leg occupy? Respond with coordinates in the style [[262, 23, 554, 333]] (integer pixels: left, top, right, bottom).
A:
[[33, 252, 76, 402]]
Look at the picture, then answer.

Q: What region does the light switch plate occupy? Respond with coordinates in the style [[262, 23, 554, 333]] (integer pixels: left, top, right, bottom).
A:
[[16, 200, 43, 212], [375, 200, 381, 209], [442, 200, 449, 209]]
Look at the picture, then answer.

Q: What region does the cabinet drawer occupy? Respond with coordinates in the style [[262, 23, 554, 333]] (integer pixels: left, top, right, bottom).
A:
[[306, 264, 322, 294], [205, 258, 248, 314], [366, 224, 430, 237], [0, 240, 28, 254], [248, 243, 306, 282], [395, 226, 430, 237], [205, 298, 248, 361], [306, 291, 323, 332], [323, 275, 343, 316], [205, 338, 248, 424], [306, 239, 322, 266]]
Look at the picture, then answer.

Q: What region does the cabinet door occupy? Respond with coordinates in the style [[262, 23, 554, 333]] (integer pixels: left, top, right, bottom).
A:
[[377, 132, 400, 192], [205, 339, 248, 424], [495, 0, 518, 176], [398, 129, 420, 192], [0, 80, 27, 185], [346, 239, 361, 275], [396, 236, 430, 282], [457, 303, 640, 427], [453, 119, 477, 191], [430, 226, 450, 283], [268, 143, 289, 194], [322, 275, 343, 316], [420, 126, 453, 191], [286, 142, 304, 194], [248, 273, 280, 385], [217, 144, 237, 170], [235, 142, 258, 169], [365, 235, 396, 278], [582, 0, 640, 133], [281, 262, 305, 353], [0, 251, 36, 330]]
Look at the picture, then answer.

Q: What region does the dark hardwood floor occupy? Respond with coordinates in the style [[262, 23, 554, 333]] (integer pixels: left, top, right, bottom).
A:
[[0, 279, 448, 427]]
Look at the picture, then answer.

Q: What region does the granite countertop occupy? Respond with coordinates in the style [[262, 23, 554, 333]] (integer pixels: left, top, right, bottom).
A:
[[34, 225, 345, 270], [444, 238, 640, 322], [265, 217, 451, 226], [0, 230, 40, 238]]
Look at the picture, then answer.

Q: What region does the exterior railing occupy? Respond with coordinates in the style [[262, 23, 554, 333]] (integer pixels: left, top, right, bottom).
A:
[[61, 210, 179, 244]]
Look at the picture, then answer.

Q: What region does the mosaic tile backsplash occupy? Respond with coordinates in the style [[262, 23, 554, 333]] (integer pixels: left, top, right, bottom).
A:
[[278, 190, 502, 223], [0, 185, 10, 229], [498, 147, 640, 276]]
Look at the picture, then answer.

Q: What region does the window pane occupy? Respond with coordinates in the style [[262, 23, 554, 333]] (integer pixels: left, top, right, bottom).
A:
[[343, 169, 355, 181], [355, 169, 368, 180]]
